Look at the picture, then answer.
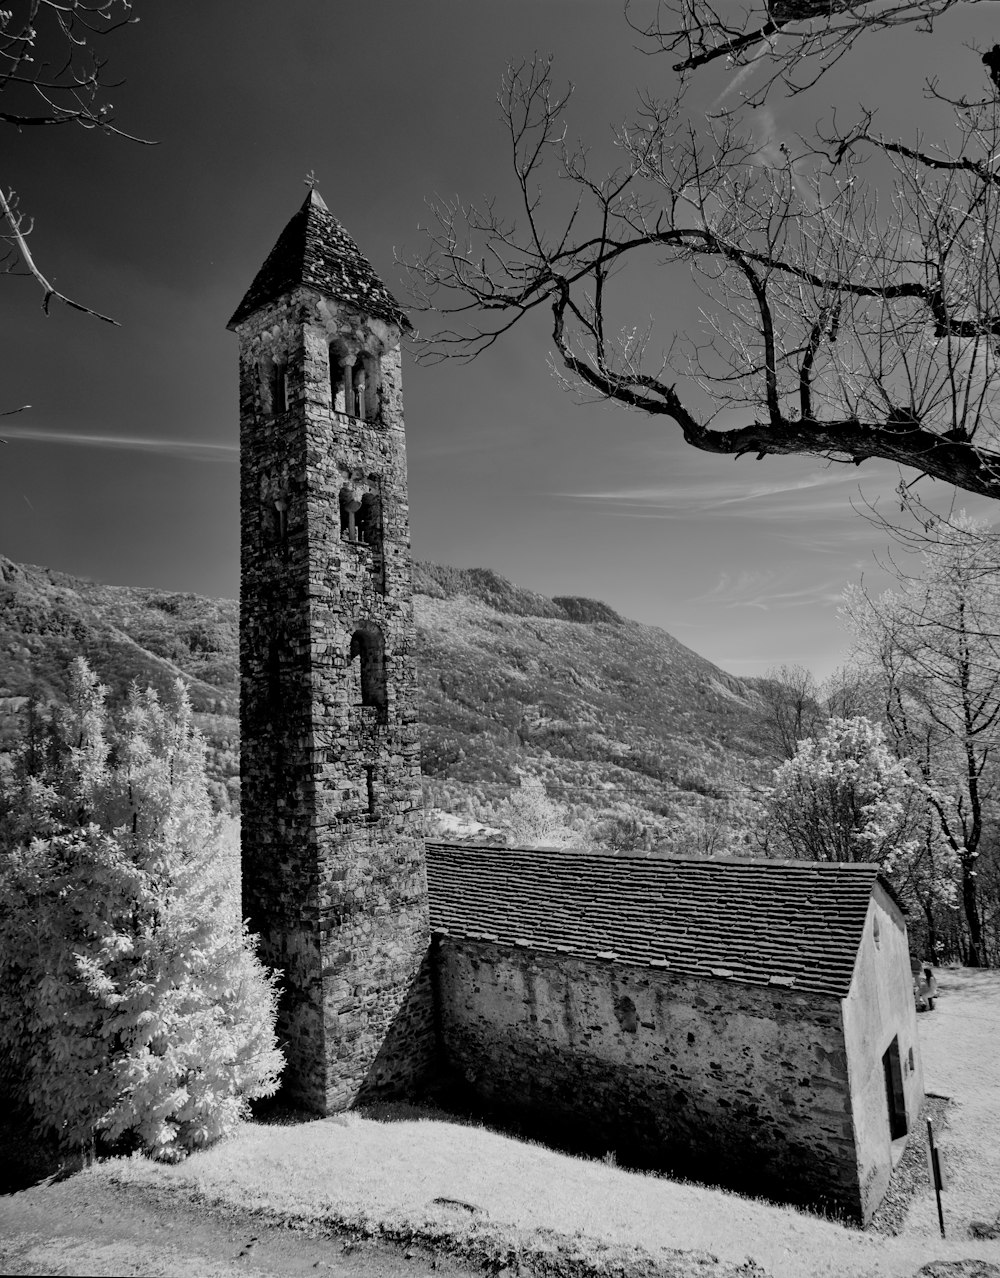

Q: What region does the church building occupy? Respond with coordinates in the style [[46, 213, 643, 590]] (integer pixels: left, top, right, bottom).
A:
[[229, 191, 924, 1226]]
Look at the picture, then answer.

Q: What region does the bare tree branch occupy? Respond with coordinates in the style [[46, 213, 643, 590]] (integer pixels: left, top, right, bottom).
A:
[[628, 0, 975, 102], [0, 2, 149, 326], [405, 54, 1000, 502], [0, 185, 118, 323]]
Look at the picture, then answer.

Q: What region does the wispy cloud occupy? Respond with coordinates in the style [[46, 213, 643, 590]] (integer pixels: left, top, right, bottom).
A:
[[690, 568, 845, 611], [557, 468, 883, 517], [1, 426, 237, 462], [709, 39, 775, 112]]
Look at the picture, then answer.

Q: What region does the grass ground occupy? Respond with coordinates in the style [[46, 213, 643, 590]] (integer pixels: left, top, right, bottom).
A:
[[89, 967, 1000, 1278]]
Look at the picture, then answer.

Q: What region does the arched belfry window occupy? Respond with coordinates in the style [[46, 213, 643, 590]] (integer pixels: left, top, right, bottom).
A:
[[339, 485, 381, 546], [330, 345, 379, 420], [349, 625, 387, 722]]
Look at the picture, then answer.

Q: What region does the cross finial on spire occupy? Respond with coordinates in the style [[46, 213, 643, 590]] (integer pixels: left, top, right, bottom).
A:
[[304, 170, 319, 191]]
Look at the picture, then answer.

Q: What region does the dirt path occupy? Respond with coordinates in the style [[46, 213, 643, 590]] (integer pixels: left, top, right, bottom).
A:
[[0, 1175, 472, 1278], [908, 967, 1000, 1236]]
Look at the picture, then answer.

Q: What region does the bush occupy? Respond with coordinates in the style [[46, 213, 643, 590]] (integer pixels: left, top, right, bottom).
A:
[[0, 658, 282, 1160]]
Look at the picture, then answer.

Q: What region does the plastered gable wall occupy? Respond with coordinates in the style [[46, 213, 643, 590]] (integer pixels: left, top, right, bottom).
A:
[[435, 937, 863, 1219], [842, 887, 924, 1223], [237, 285, 433, 1112]]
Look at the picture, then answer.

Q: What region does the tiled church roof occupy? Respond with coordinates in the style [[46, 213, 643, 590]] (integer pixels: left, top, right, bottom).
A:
[[228, 189, 411, 330], [425, 843, 892, 998]]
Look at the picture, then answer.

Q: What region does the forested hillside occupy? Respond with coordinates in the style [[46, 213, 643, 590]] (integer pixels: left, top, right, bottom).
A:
[[0, 555, 776, 831], [0, 556, 240, 811]]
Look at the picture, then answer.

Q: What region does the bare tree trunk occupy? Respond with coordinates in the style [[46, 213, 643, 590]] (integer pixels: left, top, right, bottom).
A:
[[961, 855, 984, 967]]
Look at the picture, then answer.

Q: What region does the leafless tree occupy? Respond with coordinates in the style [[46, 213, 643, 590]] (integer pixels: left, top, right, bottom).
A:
[[408, 38, 1000, 504], [2, 2, 145, 324], [822, 663, 882, 720], [756, 663, 824, 759], [630, 0, 982, 103]]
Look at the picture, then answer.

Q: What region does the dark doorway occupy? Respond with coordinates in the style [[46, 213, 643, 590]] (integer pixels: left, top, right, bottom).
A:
[[882, 1036, 907, 1139]]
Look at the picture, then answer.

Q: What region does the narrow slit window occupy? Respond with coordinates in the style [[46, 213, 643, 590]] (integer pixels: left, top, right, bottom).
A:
[[272, 362, 287, 413], [365, 764, 378, 822]]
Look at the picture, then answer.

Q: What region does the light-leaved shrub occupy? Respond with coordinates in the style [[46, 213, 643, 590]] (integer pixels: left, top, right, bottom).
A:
[[0, 659, 282, 1159]]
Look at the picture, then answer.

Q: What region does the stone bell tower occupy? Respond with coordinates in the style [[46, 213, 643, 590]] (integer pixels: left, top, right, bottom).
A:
[[228, 188, 433, 1112]]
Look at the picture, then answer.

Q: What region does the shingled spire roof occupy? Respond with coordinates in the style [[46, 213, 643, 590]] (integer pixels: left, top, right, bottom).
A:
[[228, 189, 411, 330]]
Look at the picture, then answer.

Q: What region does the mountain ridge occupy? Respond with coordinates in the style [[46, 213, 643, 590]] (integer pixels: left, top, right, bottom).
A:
[[0, 555, 774, 829]]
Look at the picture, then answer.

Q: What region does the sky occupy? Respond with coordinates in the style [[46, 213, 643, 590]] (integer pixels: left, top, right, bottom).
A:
[[2, 1, 998, 682]]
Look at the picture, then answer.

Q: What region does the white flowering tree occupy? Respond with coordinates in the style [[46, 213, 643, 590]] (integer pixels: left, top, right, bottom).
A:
[[762, 717, 921, 867], [495, 775, 577, 849], [761, 716, 959, 957], [0, 659, 282, 1159]]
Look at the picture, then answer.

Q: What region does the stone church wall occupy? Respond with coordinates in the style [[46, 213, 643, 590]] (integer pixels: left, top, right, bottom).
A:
[[435, 938, 863, 1219]]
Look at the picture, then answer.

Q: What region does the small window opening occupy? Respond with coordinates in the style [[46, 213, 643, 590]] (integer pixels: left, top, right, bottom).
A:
[[272, 362, 287, 413], [882, 1036, 908, 1139], [349, 626, 387, 722], [907, 1046, 915, 1072], [365, 764, 378, 822], [614, 995, 638, 1034], [873, 914, 881, 948]]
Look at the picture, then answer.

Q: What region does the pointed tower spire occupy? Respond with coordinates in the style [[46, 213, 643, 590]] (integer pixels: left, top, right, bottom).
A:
[[228, 190, 411, 330]]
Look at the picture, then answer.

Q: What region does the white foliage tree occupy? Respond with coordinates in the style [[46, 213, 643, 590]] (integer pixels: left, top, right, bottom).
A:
[[761, 716, 923, 870], [0, 659, 282, 1159], [843, 512, 1000, 965], [495, 775, 576, 849]]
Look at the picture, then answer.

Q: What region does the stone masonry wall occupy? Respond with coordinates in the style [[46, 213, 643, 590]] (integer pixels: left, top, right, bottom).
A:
[[237, 285, 433, 1112], [436, 938, 863, 1219]]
